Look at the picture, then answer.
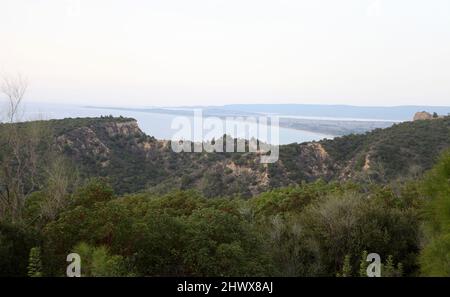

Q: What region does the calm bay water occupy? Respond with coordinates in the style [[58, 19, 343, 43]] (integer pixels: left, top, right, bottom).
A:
[[20, 102, 333, 145]]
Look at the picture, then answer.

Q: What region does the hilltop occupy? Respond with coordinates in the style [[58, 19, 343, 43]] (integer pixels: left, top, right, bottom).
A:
[[1, 115, 449, 197]]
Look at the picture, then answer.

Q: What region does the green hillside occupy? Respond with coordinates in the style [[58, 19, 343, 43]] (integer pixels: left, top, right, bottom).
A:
[[1, 116, 450, 276], [2, 115, 448, 197]]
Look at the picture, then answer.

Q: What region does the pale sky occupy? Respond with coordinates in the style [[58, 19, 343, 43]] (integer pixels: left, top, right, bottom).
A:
[[1, 0, 449, 107]]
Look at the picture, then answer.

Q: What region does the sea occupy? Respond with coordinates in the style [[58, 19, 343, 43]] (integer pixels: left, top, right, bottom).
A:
[[6, 101, 338, 145]]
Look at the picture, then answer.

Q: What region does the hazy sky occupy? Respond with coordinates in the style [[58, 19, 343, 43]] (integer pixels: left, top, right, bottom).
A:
[[1, 0, 449, 107]]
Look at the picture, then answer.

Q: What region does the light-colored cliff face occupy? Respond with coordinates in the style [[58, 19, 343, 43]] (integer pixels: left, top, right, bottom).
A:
[[54, 120, 151, 168], [413, 112, 433, 121], [413, 111, 446, 121], [104, 120, 142, 137], [56, 127, 110, 159], [363, 154, 371, 171], [296, 142, 334, 177], [306, 143, 329, 161]]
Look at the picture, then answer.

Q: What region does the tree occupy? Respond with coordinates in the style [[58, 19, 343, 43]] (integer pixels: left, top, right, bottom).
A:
[[382, 255, 403, 277], [40, 156, 78, 220], [359, 251, 369, 277], [0, 74, 51, 223], [297, 187, 420, 276], [337, 255, 352, 277], [0, 74, 30, 222], [0, 222, 37, 276], [72, 178, 114, 208], [73, 242, 128, 277], [1, 74, 27, 123], [28, 247, 43, 277], [419, 150, 450, 276]]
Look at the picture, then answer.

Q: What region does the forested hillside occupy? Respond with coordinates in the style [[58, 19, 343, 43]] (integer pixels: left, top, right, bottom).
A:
[[1, 115, 448, 197], [2, 153, 450, 276], [1, 116, 450, 277]]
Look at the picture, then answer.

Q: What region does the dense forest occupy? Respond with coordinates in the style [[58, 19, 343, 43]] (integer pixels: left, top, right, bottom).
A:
[[1, 115, 450, 276]]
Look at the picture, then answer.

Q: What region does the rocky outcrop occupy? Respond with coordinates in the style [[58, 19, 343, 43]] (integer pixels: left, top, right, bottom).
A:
[[104, 120, 143, 137], [54, 119, 153, 169], [294, 142, 335, 179], [362, 154, 371, 171], [413, 111, 433, 121], [56, 127, 110, 160]]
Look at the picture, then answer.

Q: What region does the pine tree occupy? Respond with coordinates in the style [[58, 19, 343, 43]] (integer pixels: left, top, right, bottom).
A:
[[28, 247, 43, 277], [377, 255, 404, 277], [396, 262, 404, 277], [337, 255, 352, 277], [383, 255, 395, 277], [359, 251, 369, 277]]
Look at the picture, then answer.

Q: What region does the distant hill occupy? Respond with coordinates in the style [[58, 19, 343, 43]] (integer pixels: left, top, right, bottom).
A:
[[84, 104, 397, 136], [1, 115, 449, 197], [86, 103, 450, 136], [221, 104, 450, 121]]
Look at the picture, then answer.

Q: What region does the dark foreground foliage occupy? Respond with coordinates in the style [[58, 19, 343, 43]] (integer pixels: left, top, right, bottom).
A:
[[1, 175, 430, 276]]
